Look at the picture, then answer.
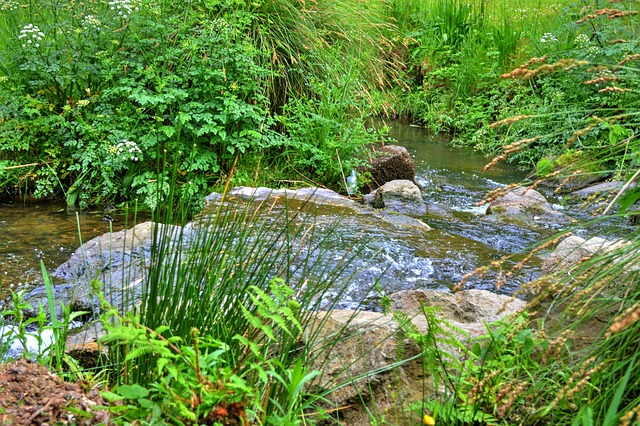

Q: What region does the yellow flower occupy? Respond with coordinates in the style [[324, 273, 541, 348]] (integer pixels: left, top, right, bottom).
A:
[[423, 414, 435, 425]]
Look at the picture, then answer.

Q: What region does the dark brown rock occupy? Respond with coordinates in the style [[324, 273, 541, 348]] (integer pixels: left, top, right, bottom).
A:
[[360, 145, 415, 192]]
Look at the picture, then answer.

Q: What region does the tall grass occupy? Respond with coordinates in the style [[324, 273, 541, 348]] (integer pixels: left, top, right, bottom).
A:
[[524, 229, 640, 425], [95, 179, 384, 420], [387, 0, 575, 123], [242, 0, 398, 114]]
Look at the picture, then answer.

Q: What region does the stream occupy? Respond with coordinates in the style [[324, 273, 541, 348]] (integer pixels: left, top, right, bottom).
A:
[[1, 124, 557, 307], [0, 204, 143, 299]]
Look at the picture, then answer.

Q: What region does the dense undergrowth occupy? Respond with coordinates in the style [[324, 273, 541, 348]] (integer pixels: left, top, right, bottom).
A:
[[393, 0, 640, 181], [0, 0, 391, 209]]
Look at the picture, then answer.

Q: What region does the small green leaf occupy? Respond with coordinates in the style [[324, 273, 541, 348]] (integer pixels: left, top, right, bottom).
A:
[[117, 384, 150, 400], [100, 391, 124, 402]]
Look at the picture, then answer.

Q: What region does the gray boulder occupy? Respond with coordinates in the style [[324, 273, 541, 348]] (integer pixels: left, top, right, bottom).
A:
[[210, 186, 359, 210], [486, 186, 574, 226], [568, 181, 627, 200], [565, 181, 639, 221], [390, 289, 526, 337], [527, 234, 637, 351], [314, 289, 525, 425], [363, 179, 427, 216], [541, 235, 630, 274], [24, 222, 180, 317]]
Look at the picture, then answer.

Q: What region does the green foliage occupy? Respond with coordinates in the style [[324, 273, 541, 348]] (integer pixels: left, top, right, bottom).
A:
[[536, 156, 555, 178], [390, 0, 640, 187], [0, 0, 391, 208], [391, 303, 507, 425], [388, 0, 561, 124], [0, 291, 50, 361], [97, 277, 327, 424], [0, 277, 85, 374], [541, 233, 640, 425], [274, 64, 388, 186]]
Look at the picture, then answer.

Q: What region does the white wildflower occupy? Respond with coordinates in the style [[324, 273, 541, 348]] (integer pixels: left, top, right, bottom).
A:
[[108, 0, 139, 18], [81, 15, 101, 31], [114, 139, 142, 162], [586, 45, 600, 60], [18, 24, 44, 49], [1, 0, 19, 11], [575, 33, 590, 47], [540, 32, 558, 43]]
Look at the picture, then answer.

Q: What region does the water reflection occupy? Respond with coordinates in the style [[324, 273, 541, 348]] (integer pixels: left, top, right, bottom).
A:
[[0, 202, 142, 297]]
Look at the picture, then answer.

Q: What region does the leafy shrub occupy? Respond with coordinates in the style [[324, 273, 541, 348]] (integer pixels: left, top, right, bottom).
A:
[[0, 0, 390, 208], [99, 280, 325, 425]]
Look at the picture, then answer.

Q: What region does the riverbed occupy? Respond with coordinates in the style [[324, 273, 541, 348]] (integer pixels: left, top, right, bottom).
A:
[[1, 125, 555, 306]]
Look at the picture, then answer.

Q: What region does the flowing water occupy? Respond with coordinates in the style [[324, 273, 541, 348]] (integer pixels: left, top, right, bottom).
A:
[[201, 125, 551, 309], [1, 124, 556, 307]]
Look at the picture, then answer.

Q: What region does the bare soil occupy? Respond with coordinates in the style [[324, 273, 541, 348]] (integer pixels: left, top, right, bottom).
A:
[[0, 359, 110, 425]]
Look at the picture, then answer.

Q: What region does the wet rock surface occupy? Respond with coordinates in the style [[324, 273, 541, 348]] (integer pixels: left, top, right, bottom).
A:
[[541, 235, 630, 274], [213, 186, 361, 210], [363, 179, 427, 216], [23, 221, 168, 318], [19, 181, 576, 318], [486, 186, 574, 226], [21, 186, 440, 315]]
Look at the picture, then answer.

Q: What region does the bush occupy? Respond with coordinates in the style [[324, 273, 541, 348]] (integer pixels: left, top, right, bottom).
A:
[[0, 0, 391, 209]]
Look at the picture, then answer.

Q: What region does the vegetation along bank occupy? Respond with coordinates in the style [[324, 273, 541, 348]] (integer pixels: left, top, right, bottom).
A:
[[0, 0, 639, 424]]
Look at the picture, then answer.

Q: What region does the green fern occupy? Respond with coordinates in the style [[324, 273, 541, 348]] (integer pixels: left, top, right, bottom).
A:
[[243, 278, 304, 340]]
